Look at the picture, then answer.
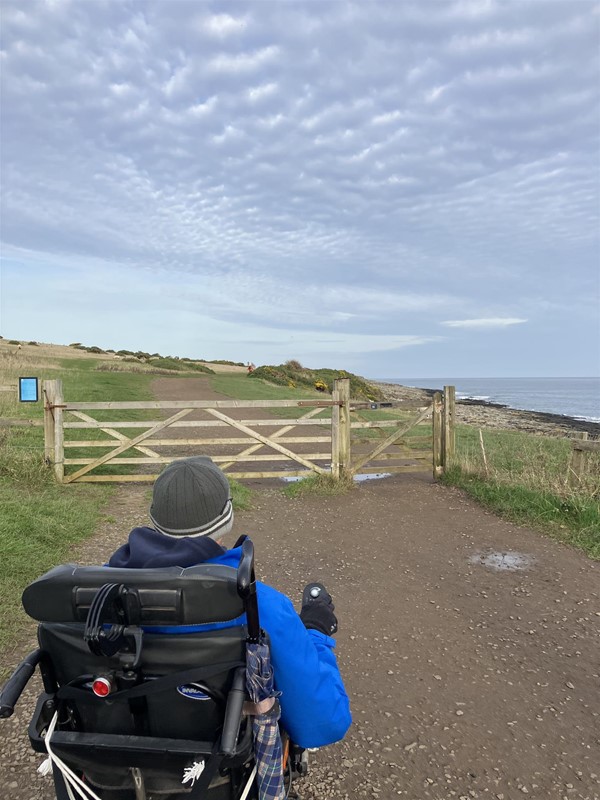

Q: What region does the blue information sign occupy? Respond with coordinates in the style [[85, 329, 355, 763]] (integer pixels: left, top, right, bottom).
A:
[[19, 377, 39, 403]]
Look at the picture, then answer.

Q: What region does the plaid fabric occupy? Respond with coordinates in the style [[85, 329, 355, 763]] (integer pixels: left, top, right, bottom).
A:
[[246, 640, 285, 800], [253, 706, 285, 800]]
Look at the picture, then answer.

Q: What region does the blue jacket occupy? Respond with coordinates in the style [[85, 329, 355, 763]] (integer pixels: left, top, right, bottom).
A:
[[108, 528, 351, 748]]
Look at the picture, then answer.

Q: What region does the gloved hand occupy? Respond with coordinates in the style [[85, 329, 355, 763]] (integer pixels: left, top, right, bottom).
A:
[[300, 583, 338, 636]]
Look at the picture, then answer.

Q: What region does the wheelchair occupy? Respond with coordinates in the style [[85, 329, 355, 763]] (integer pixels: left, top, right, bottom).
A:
[[0, 539, 308, 799]]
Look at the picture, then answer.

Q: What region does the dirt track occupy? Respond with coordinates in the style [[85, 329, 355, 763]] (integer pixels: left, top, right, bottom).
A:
[[1, 378, 599, 800]]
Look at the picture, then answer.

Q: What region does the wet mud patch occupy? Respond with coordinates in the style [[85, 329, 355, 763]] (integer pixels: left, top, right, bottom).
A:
[[470, 550, 534, 571]]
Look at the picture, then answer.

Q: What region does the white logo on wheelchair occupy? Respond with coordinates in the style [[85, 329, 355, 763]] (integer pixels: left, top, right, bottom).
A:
[[177, 683, 211, 701]]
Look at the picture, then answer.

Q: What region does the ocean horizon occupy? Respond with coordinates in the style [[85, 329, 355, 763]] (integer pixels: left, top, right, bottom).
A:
[[374, 377, 600, 423]]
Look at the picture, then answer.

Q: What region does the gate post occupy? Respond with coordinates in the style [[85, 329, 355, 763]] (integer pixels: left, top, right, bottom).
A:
[[43, 380, 56, 467], [43, 379, 64, 483], [432, 391, 443, 477], [442, 385, 455, 468], [332, 379, 351, 479], [568, 432, 589, 487]]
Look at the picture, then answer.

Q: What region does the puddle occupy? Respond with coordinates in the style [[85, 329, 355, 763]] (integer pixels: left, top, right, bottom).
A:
[[281, 472, 392, 483], [470, 551, 533, 572], [354, 472, 392, 482]]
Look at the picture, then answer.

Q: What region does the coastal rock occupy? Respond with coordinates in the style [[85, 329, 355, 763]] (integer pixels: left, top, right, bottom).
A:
[[373, 382, 600, 438]]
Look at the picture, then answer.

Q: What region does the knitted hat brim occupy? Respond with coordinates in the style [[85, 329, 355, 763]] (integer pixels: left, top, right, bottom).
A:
[[150, 498, 233, 539]]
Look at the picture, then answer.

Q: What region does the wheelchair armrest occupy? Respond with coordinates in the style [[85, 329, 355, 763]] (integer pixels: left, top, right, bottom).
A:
[[0, 649, 41, 719]]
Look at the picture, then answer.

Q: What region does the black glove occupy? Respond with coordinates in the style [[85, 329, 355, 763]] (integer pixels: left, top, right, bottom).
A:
[[300, 583, 338, 636]]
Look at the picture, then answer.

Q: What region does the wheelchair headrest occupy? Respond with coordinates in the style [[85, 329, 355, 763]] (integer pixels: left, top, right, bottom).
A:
[[22, 564, 245, 625]]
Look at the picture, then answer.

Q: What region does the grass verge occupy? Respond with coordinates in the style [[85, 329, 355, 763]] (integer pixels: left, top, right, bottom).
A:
[[441, 465, 600, 559], [0, 479, 111, 666], [229, 477, 253, 510]]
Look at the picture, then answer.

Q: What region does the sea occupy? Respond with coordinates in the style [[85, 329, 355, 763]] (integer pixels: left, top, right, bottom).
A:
[[376, 377, 600, 423]]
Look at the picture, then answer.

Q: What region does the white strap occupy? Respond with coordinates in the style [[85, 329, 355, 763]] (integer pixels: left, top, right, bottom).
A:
[[43, 712, 103, 800], [239, 765, 258, 800]]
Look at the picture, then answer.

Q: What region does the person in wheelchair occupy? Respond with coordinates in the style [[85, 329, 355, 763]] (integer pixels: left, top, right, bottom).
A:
[[107, 456, 351, 752], [1, 456, 350, 800]]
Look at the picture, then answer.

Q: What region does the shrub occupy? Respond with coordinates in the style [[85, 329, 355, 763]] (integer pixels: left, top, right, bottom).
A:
[[250, 363, 384, 401]]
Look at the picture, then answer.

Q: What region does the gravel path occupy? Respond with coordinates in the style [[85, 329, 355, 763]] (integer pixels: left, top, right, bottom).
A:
[[2, 378, 598, 800]]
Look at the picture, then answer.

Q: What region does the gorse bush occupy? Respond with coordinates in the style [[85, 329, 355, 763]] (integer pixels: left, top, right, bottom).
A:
[[250, 363, 384, 401]]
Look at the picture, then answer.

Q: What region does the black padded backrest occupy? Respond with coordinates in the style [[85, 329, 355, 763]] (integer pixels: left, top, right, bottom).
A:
[[22, 563, 244, 625]]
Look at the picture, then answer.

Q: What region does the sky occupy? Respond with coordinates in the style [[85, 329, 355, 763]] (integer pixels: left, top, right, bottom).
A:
[[1, 0, 599, 379]]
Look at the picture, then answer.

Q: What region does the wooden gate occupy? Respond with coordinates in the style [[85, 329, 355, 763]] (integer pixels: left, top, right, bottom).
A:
[[348, 386, 455, 478], [42, 379, 454, 484], [42, 379, 343, 484]]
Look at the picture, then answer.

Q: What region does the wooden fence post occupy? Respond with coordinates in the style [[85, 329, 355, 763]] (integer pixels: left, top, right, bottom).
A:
[[568, 432, 589, 487], [43, 379, 64, 483], [432, 391, 443, 477], [43, 380, 56, 467], [332, 379, 351, 479], [442, 385, 455, 468]]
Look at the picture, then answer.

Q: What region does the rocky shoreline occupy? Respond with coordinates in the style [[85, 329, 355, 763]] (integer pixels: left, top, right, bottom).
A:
[[373, 381, 600, 438]]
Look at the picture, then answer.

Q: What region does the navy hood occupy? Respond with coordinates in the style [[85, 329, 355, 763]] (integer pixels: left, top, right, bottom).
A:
[[107, 526, 225, 569]]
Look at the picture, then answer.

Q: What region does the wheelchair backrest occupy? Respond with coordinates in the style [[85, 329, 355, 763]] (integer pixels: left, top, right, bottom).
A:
[[23, 563, 248, 741]]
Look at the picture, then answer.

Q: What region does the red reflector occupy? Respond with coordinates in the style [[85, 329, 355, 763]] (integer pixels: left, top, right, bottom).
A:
[[92, 677, 112, 697]]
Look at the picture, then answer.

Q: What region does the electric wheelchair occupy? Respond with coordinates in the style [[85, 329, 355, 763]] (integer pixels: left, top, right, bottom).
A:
[[0, 540, 307, 799]]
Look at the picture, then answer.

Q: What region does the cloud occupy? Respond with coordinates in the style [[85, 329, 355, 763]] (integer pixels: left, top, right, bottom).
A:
[[0, 0, 597, 376], [208, 45, 280, 74], [201, 13, 248, 39], [441, 318, 528, 329]]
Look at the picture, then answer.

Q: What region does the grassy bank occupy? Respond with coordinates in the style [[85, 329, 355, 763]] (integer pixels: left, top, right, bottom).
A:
[[443, 425, 600, 559], [210, 372, 333, 420]]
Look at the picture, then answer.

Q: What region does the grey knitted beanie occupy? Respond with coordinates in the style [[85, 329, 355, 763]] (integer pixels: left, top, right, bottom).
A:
[[149, 456, 233, 539]]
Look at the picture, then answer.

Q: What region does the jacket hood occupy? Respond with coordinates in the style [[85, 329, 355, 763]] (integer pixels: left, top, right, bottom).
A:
[[107, 526, 226, 569]]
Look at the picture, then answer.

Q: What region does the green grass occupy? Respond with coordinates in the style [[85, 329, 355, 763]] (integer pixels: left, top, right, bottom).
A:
[[211, 372, 321, 401], [452, 424, 600, 497], [0, 479, 111, 661], [282, 472, 355, 498], [210, 373, 333, 420], [229, 477, 253, 510], [441, 466, 600, 559], [146, 357, 214, 374], [441, 424, 600, 559]]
